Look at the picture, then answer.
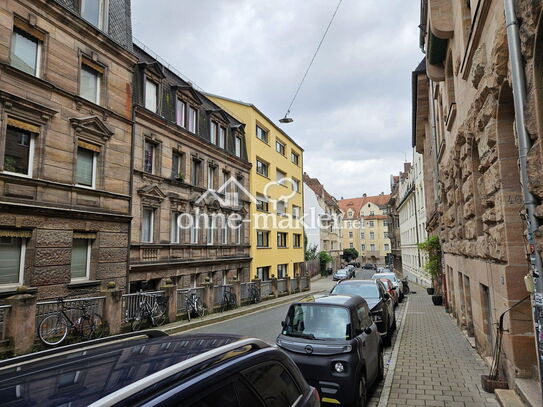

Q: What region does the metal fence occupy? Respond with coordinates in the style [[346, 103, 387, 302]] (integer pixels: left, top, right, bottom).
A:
[[122, 291, 165, 323], [277, 279, 287, 293], [290, 278, 298, 292], [240, 282, 256, 300], [301, 276, 309, 290], [36, 297, 105, 334], [0, 305, 10, 342], [261, 281, 272, 297], [176, 287, 204, 313], [213, 285, 232, 305]]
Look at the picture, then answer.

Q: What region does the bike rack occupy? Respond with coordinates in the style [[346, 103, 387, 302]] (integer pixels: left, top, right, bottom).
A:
[[0, 330, 169, 370]]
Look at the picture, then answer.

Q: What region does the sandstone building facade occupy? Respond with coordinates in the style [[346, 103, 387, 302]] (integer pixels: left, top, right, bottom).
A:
[[0, 0, 136, 299], [414, 0, 543, 391]]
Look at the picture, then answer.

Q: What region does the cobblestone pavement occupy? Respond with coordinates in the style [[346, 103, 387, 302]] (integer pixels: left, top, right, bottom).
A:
[[381, 286, 498, 407]]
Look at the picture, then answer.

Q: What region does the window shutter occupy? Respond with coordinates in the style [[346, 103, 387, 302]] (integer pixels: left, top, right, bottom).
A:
[[13, 17, 45, 42], [7, 118, 39, 133]]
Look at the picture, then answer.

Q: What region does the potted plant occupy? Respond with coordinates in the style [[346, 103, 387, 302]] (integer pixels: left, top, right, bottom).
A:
[[176, 171, 184, 182], [418, 236, 443, 305]]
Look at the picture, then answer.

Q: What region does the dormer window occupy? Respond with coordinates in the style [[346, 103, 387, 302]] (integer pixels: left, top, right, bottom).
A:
[[210, 121, 217, 144], [176, 99, 186, 127], [219, 126, 226, 149], [235, 136, 242, 157], [81, 0, 107, 31], [145, 79, 158, 113], [188, 106, 197, 133]]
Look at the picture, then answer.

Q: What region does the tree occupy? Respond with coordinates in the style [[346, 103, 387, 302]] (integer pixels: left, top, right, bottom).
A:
[[318, 251, 333, 273], [418, 236, 442, 294], [342, 248, 359, 263]]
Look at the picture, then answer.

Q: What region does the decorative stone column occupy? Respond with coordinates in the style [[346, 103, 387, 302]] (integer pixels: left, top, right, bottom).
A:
[[296, 275, 301, 293], [286, 276, 292, 295], [229, 278, 241, 307], [159, 284, 177, 323], [271, 277, 278, 298], [5, 292, 37, 356], [202, 281, 214, 313], [101, 286, 123, 335]]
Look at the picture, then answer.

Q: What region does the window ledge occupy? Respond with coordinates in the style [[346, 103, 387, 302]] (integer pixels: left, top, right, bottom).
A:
[[68, 280, 102, 289], [0, 286, 38, 298]]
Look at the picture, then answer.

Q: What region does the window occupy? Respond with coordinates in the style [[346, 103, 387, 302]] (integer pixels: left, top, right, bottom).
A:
[[361, 244, 366, 251], [235, 218, 243, 244], [276, 169, 287, 185], [176, 99, 186, 127], [219, 126, 226, 149], [81, 0, 106, 29], [277, 264, 287, 279], [256, 125, 268, 143], [171, 213, 180, 243], [188, 106, 197, 133], [276, 140, 285, 155], [369, 221, 375, 227], [383, 220, 388, 227], [349, 243, 353, 248], [191, 159, 201, 186], [384, 232, 389, 239], [369, 211, 375, 216], [172, 152, 183, 179], [71, 239, 90, 280], [144, 79, 158, 113], [142, 208, 154, 243], [3, 125, 35, 177], [221, 218, 228, 244], [257, 266, 270, 280], [209, 121, 217, 144], [235, 136, 242, 157], [370, 244, 376, 251], [190, 214, 198, 244], [256, 194, 269, 212], [207, 215, 214, 245], [292, 205, 300, 219], [143, 141, 154, 174], [257, 230, 269, 248], [75, 147, 96, 187], [385, 244, 390, 251], [291, 151, 299, 165], [11, 26, 41, 77], [277, 232, 287, 248], [243, 362, 301, 407], [256, 159, 268, 177], [0, 237, 25, 286], [208, 166, 215, 189], [361, 232, 365, 239], [80, 63, 101, 104], [293, 233, 301, 247], [370, 232, 375, 240], [349, 232, 353, 238], [277, 200, 286, 216]]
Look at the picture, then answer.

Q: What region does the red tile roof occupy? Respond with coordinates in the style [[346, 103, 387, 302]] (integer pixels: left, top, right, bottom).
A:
[[338, 194, 391, 216], [303, 173, 339, 209]]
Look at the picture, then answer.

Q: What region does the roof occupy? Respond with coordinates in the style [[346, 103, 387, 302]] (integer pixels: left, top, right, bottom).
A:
[[0, 333, 258, 406], [303, 173, 340, 210], [297, 294, 366, 308], [204, 92, 304, 152], [338, 194, 391, 216], [412, 57, 428, 149]]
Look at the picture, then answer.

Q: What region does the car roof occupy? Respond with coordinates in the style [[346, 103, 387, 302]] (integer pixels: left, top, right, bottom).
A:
[[0, 332, 268, 406], [336, 279, 377, 286], [296, 294, 366, 308]]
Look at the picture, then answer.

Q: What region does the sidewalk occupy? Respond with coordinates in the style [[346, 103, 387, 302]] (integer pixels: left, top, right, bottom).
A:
[[383, 287, 498, 407]]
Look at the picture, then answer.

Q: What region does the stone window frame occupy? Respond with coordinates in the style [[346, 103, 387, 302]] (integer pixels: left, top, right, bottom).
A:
[[72, 134, 107, 191], [78, 53, 107, 107], [78, 0, 110, 32], [190, 154, 203, 187], [10, 15, 47, 79], [141, 205, 157, 244], [0, 229, 31, 289], [171, 146, 185, 180], [207, 160, 218, 190], [142, 134, 161, 175], [209, 114, 228, 149], [144, 74, 161, 114], [70, 233, 96, 282]]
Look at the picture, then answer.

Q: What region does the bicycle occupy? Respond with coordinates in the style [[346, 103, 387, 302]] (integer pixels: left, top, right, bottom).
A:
[[185, 289, 206, 321], [131, 293, 168, 332], [220, 286, 237, 312], [247, 284, 261, 304], [38, 298, 104, 346], [402, 278, 411, 295]]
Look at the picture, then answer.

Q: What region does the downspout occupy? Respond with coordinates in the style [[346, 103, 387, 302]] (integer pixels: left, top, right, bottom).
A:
[[127, 102, 137, 294], [504, 0, 543, 394]]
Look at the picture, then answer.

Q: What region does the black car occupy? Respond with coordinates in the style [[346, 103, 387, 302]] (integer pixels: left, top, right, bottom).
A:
[[330, 280, 396, 345], [277, 295, 383, 407], [362, 263, 376, 271], [0, 331, 320, 407], [333, 268, 350, 281]]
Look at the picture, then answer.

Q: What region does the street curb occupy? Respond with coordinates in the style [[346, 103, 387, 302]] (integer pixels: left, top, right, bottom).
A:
[[162, 289, 325, 336], [378, 295, 410, 407]]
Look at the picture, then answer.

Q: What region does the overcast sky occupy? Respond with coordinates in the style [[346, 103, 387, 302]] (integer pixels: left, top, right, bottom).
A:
[[132, 0, 422, 199]]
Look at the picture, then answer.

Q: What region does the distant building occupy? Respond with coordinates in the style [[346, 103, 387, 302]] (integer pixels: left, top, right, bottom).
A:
[[386, 175, 402, 273], [397, 154, 429, 286], [303, 173, 342, 262], [339, 194, 391, 265]]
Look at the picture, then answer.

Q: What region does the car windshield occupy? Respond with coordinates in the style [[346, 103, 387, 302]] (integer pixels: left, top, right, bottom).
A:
[[282, 304, 351, 340], [331, 283, 380, 299], [336, 270, 347, 275]]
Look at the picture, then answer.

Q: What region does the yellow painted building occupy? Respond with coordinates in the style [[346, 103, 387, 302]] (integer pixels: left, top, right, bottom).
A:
[[208, 94, 305, 280]]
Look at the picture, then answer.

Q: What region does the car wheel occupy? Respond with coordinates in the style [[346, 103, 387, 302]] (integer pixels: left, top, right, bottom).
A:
[[355, 372, 367, 407], [398, 293, 403, 303], [391, 315, 397, 331], [377, 347, 384, 380]]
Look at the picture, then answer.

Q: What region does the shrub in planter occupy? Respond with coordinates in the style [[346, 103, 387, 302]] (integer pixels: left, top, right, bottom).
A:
[[418, 236, 443, 298], [431, 295, 443, 306], [426, 287, 435, 295]]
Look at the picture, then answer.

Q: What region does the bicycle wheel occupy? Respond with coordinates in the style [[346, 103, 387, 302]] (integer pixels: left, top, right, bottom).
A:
[[230, 293, 237, 310], [220, 295, 228, 312], [195, 298, 206, 318], [186, 300, 192, 322], [152, 304, 167, 327], [80, 314, 104, 340], [39, 314, 69, 346], [131, 312, 145, 332]]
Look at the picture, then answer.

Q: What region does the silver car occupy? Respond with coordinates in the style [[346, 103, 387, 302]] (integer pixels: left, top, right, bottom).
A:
[[372, 272, 404, 302]]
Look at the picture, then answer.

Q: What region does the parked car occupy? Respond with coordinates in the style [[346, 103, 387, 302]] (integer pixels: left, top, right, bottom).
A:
[[363, 263, 377, 270], [277, 294, 383, 406], [330, 280, 396, 345], [346, 264, 356, 278], [0, 331, 320, 407], [381, 268, 392, 274], [379, 277, 399, 307], [333, 268, 351, 281], [372, 272, 404, 302]]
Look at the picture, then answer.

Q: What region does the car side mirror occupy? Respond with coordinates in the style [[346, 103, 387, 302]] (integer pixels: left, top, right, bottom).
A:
[[364, 327, 372, 335], [281, 321, 285, 328]]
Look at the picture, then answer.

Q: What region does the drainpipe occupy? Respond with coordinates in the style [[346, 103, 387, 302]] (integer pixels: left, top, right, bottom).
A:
[[504, 0, 543, 394]]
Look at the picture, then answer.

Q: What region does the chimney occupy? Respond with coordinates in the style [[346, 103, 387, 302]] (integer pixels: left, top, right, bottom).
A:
[[363, 193, 367, 197], [380, 192, 384, 195], [341, 196, 344, 200]]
